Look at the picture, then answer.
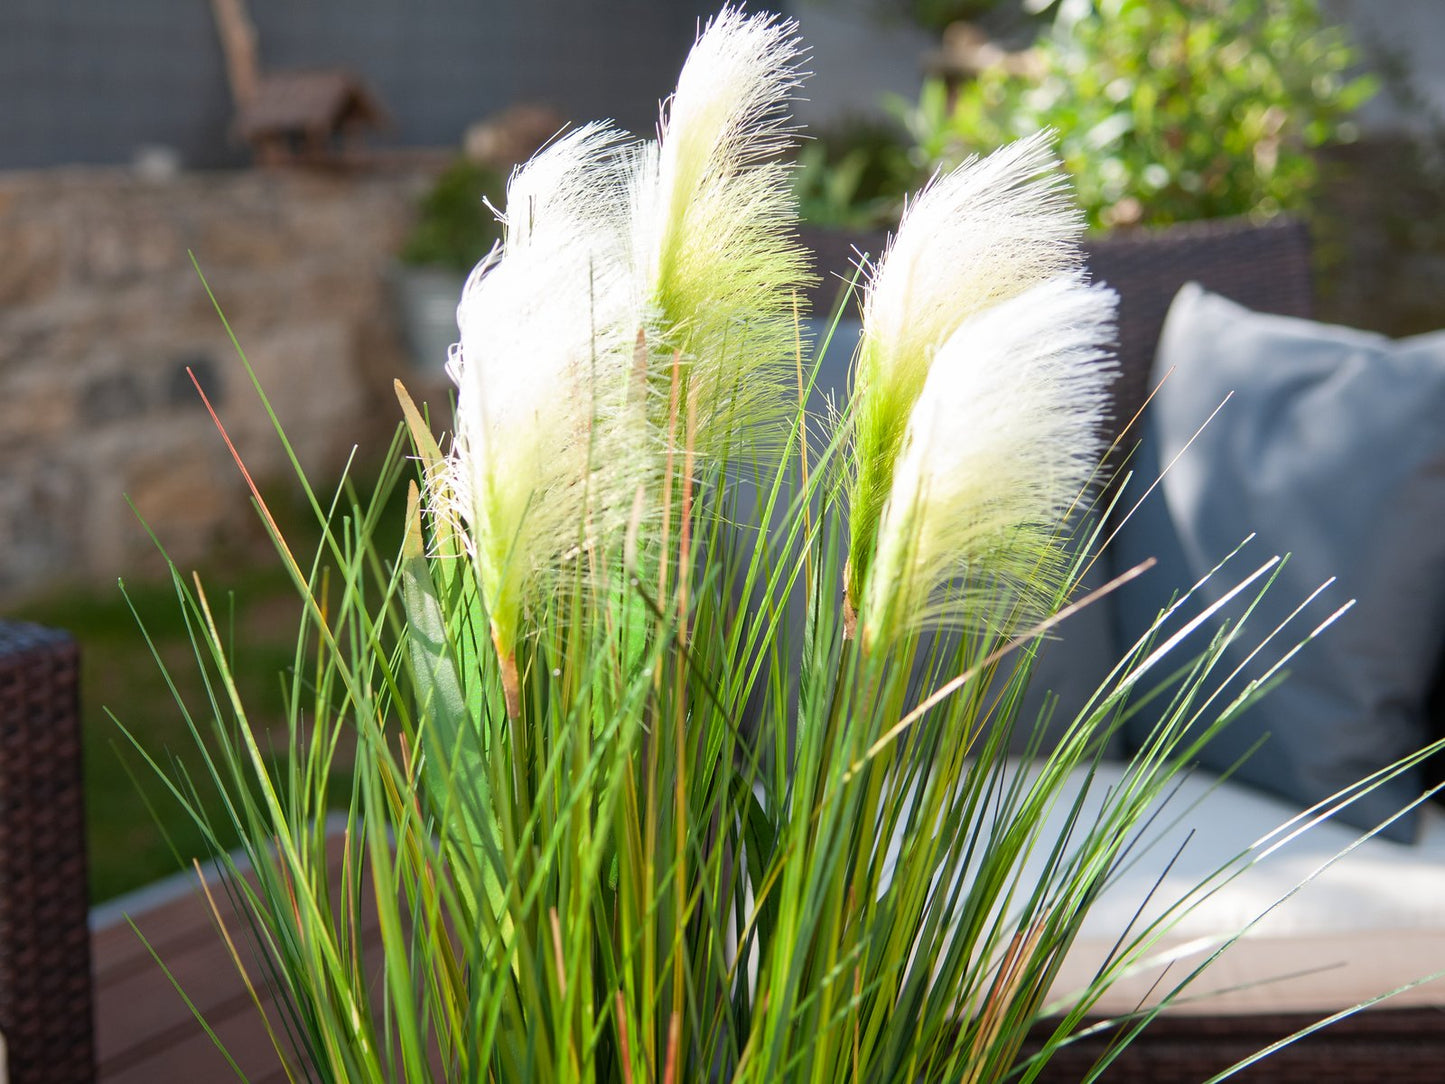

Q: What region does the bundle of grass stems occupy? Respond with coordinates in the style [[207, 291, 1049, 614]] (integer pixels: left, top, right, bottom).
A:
[[123, 7, 1417, 1082]]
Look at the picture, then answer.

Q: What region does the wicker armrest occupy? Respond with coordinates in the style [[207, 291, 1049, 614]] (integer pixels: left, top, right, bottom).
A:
[[1081, 215, 1314, 450], [1028, 1006, 1445, 1082], [0, 621, 94, 1083]]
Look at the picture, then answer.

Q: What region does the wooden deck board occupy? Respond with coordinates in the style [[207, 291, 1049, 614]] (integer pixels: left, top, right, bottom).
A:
[[93, 842, 388, 1082]]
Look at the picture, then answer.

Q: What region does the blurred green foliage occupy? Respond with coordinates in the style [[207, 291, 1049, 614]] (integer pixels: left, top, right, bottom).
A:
[[794, 118, 918, 230], [902, 0, 1010, 33], [401, 158, 506, 271], [16, 472, 406, 903], [901, 0, 1377, 228]]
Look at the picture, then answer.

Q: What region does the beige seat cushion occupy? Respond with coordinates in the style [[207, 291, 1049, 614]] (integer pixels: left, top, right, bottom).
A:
[[1056, 929, 1445, 1016], [1029, 761, 1445, 1015]]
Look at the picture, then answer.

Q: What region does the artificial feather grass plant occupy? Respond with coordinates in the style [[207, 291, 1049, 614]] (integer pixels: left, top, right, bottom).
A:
[[123, 6, 1398, 1083]]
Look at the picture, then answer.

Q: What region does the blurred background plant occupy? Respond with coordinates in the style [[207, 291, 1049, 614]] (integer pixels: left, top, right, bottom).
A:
[[797, 0, 1377, 233], [916, 0, 1377, 229], [863, 0, 1013, 34], [399, 157, 506, 271], [793, 116, 916, 229]]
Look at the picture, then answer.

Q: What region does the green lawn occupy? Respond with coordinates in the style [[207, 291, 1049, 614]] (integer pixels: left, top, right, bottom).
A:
[[17, 562, 304, 903], [15, 470, 407, 904]]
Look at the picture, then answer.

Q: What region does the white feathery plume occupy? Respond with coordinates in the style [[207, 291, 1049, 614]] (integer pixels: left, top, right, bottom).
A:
[[628, 5, 812, 454], [847, 133, 1085, 619], [860, 274, 1117, 649], [857, 131, 1082, 405], [441, 123, 644, 710]]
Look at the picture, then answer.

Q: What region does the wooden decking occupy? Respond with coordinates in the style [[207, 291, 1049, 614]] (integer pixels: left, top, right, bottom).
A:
[[94, 879, 293, 1082], [91, 845, 381, 1082]]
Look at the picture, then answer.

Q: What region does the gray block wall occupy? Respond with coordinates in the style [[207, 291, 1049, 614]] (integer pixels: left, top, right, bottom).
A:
[[0, 0, 728, 170]]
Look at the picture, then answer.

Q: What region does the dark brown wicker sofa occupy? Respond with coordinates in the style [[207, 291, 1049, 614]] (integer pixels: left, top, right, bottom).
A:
[[0, 621, 95, 1083]]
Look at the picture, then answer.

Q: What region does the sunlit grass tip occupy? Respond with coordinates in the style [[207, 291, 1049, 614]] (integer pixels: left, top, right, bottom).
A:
[[628, 4, 815, 457]]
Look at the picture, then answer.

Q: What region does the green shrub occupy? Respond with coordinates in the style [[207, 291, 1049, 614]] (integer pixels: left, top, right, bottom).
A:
[[891, 0, 1011, 33], [793, 117, 917, 229], [903, 0, 1377, 228], [400, 158, 506, 271]]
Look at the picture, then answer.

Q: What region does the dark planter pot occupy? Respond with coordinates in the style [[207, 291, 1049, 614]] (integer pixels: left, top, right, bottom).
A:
[[1080, 215, 1313, 443]]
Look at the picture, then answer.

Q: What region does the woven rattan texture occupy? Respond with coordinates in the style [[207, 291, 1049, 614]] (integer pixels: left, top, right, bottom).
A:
[[1082, 215, 1314, 448], [0, 621, 95, 1082], [1027, 1007, 1445, 1082]]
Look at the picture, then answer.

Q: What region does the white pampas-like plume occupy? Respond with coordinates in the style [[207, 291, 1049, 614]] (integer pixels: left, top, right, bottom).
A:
[[847, 133, 1084, 615], [858, 131, 1081, 404], [629, 5, 812, 453], [442, 123, 644, 708], [860, 274, 1117, 649]]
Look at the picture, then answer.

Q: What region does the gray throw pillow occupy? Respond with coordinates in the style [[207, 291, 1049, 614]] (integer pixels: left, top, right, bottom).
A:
[[1113, 283, 1445, 841], [1013, 536, 1126, 757]]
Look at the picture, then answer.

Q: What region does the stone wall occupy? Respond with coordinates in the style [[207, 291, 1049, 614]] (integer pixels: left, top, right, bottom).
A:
[[0, 165, 444, 603]]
